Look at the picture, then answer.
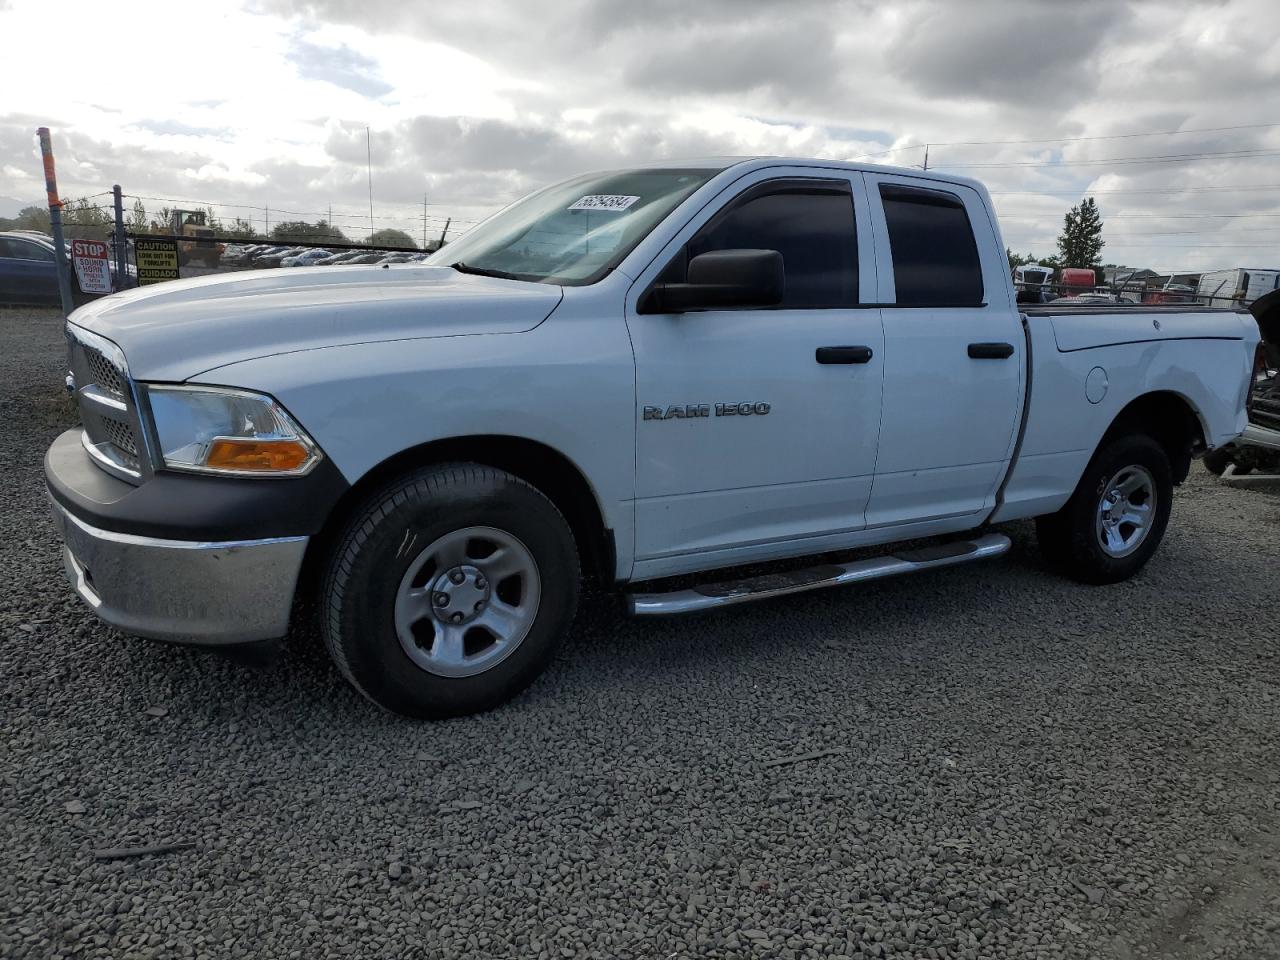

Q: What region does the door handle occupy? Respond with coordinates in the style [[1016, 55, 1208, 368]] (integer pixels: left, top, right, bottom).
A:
[[816, 345, 874, 364], [967, 342, 1015, 359]]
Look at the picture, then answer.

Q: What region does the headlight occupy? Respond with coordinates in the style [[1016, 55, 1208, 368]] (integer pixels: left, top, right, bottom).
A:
[[144, 385, 320, 476]]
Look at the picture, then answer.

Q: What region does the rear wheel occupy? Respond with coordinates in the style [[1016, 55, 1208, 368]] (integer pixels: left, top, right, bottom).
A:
[[1036, 433, 1173, 585], [322, 463, 580, 718]]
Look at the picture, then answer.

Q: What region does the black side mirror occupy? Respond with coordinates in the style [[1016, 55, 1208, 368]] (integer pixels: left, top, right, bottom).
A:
[[641, 249, 784, 313]]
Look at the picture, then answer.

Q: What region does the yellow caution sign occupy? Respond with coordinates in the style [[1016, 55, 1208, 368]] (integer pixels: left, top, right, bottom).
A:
[[135, 238, 180, 285]]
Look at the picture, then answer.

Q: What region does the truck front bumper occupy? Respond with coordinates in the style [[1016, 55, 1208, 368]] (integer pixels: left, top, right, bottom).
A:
[[50, 497, 307, 644], [44, 427, 347, 646]]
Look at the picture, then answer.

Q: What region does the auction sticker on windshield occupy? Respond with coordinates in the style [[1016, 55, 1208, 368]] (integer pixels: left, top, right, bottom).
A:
[[568, 195, 640, 212]]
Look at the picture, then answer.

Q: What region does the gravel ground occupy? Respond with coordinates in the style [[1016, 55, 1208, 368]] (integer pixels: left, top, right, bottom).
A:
[[3, 306, 1280, 960]]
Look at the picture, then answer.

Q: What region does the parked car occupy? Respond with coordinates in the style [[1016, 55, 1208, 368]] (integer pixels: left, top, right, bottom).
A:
[[0, 231, 61, 305], [1, 231, 135, 305], [254, 247, 305, 269], [313, 251, 366, 266], [47, 158, 1259, 718], [282, 249, 334, 267], [342, 253, 385, 265]]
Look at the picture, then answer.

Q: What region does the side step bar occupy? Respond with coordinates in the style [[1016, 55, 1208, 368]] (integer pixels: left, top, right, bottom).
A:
[[626, 532, 1011, 616]]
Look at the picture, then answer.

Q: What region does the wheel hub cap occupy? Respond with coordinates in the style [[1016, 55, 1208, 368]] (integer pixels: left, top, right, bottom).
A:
[[1095, 465, 1156, 559], [429, 565, 490, 624], [393, 526, 542, 678]]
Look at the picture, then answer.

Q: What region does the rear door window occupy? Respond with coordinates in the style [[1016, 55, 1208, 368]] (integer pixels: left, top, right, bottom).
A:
[[879, 184, 984, 306]]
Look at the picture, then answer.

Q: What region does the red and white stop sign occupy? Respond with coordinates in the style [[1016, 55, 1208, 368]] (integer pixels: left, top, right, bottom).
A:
[[71, 238, 111, 294]]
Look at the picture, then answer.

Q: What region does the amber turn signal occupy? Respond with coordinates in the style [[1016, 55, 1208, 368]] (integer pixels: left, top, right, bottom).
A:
[[205, 438, 313, 472]]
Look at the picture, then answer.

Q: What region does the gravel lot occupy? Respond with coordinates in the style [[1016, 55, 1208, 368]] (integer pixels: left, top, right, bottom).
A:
[[3, 306, 1280, 960]]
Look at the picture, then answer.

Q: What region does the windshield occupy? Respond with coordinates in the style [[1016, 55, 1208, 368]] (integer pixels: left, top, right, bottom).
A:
[[427, 167, 723, 285]]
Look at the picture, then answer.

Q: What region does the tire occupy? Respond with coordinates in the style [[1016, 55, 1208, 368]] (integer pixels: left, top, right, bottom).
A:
[[322, 463, 580, 718], [1036, 433, 1173, 585], [1201, 448, 1232, 476]]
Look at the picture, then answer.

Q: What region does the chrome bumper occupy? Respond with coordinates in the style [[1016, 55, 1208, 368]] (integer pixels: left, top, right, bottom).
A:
[[1240, 422, 1280, 452], [49, 497, 308, 645]]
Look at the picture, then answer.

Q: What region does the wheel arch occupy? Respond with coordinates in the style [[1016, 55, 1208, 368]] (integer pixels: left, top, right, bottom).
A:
[[1099, 390, 1207, 485], [301, 435, 617, 596]]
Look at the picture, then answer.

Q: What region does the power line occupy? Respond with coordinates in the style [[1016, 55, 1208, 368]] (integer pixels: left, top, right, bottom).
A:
[[938, 148, 1280, 170], [848, 120, 1280, 161], [990, 183, 1280, 197]]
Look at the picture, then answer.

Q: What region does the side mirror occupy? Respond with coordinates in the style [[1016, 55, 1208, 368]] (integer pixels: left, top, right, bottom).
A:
[[641, 249, 784, 313]]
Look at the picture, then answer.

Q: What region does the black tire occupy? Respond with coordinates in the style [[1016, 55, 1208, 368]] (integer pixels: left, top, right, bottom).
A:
[[1036, 433, 1173, 585], [322, 463, 580, 718], [1201, 448, 1232, 476]]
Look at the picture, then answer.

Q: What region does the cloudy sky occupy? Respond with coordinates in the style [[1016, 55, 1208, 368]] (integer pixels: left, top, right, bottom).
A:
[[2, 0, 1278, 270]]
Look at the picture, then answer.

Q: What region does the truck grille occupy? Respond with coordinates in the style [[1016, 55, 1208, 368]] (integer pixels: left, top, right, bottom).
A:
[[66, 325, 150, 483], [84, 346, 127, 399]]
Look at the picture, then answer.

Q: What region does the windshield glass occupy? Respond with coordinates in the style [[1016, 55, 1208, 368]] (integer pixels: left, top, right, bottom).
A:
[[427, 167, 723, 285]]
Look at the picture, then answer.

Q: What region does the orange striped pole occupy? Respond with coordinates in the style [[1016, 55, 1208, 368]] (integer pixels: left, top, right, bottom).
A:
[[37, 127, 75, 315]]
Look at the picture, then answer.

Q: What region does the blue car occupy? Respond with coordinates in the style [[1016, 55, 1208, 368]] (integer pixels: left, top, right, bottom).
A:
[[0, 231, 62, 305], [0, 231, 137, 305]]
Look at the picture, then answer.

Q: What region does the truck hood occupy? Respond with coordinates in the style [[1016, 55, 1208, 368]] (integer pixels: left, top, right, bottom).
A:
[[68, 264, 563, 381]]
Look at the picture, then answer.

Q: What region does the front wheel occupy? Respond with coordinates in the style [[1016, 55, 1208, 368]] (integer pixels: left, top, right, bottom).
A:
[[322, 463, 580, 718], [1036, 434, 1173, 585]]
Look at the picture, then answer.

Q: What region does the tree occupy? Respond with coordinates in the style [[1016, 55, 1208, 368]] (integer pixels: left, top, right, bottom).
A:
[[1057, 197, 1105, 268], [1, 205, 52, 234], [270, 220, 346, 244], [370, 228, 416, 249], [220, 218, 259, 240], [127, 199, 148, 233]]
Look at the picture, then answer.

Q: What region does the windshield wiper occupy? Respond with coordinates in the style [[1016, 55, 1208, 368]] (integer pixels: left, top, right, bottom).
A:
[[450, 262, 525, 281]]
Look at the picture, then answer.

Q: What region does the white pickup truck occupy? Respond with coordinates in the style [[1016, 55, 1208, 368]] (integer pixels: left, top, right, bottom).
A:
[[46, 158, 1262, 717]]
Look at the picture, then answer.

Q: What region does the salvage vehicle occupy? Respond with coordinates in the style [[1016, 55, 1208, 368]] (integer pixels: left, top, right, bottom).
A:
[[46, 158, 1261, 717], [1203, 289, 1280, 476]]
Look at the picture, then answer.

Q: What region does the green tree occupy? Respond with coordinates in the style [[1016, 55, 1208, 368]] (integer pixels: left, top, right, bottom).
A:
[[127, 199, 148, 233], [369, 228, 416, 249], [1057, 197, 1105, 268], [270, 220, 346, 243], [4, 205, 52, 234], [220, 218, 259, 240], [61, 198, 114, 240]]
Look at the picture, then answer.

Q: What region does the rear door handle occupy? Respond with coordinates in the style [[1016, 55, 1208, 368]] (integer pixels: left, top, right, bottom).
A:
[[967, 342, 1015, 359], [816, 345, 874, 364]]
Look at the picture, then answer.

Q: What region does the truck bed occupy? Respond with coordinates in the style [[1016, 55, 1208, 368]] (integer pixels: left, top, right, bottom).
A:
[[1023, 303, 1250, 353]]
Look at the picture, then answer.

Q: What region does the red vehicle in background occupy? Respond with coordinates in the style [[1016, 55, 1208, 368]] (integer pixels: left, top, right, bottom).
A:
[[1058, 267, 1096, 295]]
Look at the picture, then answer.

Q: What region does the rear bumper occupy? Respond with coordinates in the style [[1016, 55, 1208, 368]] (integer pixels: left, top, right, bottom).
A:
[[1240, 422, 1280, 452], [50, 495, 308, 645]]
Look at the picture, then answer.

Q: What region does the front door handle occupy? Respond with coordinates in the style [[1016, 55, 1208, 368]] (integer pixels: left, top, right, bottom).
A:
[[968, 342, 1015, 359], [816, 345, 874, 364]]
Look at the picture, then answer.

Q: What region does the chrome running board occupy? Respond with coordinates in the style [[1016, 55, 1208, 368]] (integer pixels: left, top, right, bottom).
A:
[[626, 532, 1011, 616]]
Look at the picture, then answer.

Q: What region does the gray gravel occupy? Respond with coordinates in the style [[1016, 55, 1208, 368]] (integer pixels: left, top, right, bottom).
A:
[[3, 306, 1280, 960]]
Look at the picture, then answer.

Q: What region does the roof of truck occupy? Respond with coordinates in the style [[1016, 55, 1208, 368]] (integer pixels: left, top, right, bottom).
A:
[[617, 156, 991, 195]]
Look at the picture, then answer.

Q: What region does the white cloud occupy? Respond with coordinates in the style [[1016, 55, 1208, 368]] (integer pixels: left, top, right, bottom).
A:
[[1, 0, 1277, 269]]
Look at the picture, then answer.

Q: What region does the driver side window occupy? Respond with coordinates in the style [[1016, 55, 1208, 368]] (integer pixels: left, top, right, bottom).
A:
[[661, 179, 859, 308]]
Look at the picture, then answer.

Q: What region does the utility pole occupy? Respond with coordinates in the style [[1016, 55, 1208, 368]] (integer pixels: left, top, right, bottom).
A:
[[922, 144, 930, 171], [422, 193, 428, 249], [37, 127, 74, 315], [366, 126, 374, 243], [112, 184, 126, 291], [265, 205, 270, 236], [438, 217, 451, 249]]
